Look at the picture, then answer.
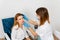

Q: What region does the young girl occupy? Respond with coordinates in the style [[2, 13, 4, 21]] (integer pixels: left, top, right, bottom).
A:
[[11, 13, 31, 40], [35, 7, 55, 40]]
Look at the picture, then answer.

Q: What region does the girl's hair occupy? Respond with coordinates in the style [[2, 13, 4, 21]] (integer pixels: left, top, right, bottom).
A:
[[14, 13, 24, 26], [36, 7, 50, 26]]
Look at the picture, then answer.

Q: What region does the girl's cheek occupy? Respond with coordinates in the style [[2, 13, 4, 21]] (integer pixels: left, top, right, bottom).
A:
[[20, 20, 24, 23], [22, 20, 24, 23]]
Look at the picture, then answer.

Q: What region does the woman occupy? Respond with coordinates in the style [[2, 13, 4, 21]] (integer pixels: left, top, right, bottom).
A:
[[11, 13, 31, 40], [35, 7, 58, 40], [23, 7, 59, 40]]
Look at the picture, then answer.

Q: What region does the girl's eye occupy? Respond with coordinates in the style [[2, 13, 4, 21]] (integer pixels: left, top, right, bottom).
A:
[[19, 19, 21, 20], [22, 18, 24, 19]]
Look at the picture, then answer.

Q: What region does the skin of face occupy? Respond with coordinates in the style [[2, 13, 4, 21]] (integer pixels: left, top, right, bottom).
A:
[[16, 16, 31, 40], [17, 16, 24, 25]]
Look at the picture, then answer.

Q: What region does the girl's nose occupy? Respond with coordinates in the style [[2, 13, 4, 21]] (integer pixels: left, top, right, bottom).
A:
[[22, 20, 24, 23]]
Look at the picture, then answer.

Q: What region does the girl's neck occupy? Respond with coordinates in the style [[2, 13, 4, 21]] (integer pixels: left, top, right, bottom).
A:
[[18, 24, 23, 29]]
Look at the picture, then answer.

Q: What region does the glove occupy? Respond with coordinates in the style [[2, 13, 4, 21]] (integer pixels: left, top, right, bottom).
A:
[[23, 21, 30, 28], [23, 14, 29, 21]]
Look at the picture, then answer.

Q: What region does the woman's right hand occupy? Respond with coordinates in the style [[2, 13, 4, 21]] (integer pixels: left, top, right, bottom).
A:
[[34, 35, 41, 40]]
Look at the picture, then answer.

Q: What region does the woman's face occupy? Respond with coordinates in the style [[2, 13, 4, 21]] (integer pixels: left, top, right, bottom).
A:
[[17, 16, 24, 25]]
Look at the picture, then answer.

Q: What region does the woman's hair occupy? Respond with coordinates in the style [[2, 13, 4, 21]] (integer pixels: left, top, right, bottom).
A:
[[14, 13, 24, 26], [36, 7, 50, 26]]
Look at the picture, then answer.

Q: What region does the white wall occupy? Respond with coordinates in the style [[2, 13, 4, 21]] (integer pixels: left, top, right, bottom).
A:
[[0, 0, 60, 38]]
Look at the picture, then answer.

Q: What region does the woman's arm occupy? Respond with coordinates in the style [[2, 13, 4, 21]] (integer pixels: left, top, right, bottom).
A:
[[23, 14, 38, 25], [28, 27, 37, 37], [53, 34, 59, 40], [28, 19, 38, 25]]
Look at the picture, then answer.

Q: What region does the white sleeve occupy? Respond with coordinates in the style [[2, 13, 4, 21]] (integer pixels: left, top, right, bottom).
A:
[[11, 28, 18, 40]]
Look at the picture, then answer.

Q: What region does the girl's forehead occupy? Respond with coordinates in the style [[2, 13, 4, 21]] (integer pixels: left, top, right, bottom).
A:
[[17, 16, 23, 19]]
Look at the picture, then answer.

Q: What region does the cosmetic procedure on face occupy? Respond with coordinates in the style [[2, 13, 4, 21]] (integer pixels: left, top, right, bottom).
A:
[[11, 13, 31, 40]]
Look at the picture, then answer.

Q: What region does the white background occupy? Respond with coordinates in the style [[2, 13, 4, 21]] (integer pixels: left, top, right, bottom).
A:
[[0, 0, 60, 38]]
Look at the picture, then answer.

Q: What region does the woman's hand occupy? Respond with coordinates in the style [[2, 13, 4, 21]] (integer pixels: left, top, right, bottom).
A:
[[53, 34, 59, 40]]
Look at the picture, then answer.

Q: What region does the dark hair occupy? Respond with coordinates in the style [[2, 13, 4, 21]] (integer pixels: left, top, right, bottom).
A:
[[36, 7, 50, 26]]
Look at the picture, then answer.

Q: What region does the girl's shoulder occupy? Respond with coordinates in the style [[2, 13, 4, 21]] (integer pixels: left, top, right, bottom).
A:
[[12, 25, 18, 30]]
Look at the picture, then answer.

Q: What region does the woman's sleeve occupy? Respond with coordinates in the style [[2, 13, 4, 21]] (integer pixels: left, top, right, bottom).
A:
[[11, 28, 18, 40]]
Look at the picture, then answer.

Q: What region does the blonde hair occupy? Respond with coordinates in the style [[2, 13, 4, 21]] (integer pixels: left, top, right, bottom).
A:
[[14, 13, 23, 26]]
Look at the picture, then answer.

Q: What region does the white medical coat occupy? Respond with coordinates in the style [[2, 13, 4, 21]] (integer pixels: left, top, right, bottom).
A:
[[36, 21, 54, 40]]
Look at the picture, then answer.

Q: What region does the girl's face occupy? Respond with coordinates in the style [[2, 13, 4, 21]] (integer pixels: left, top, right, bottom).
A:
[[17, 16, 24, 25]]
